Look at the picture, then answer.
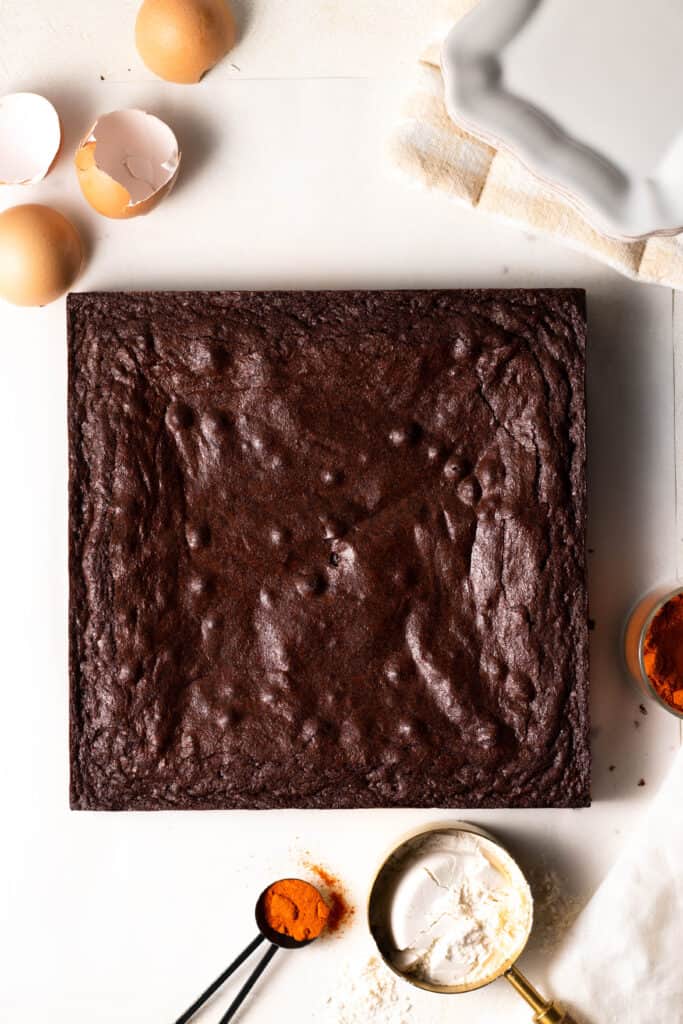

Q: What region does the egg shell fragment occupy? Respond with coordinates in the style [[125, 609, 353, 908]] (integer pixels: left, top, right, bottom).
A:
[[0, 93, 62, 185], [75, 109, 181, 219], [0, 204, 83, 307], [136, 0, 237, 84]]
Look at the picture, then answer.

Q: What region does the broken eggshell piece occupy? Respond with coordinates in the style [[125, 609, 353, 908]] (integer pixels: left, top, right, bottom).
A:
[[75, 109, 180, 219], [0, 93, 62, 185]]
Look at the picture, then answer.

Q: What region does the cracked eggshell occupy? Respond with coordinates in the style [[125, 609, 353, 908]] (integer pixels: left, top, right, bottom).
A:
[[74, 109, 181, 219], [136, 0, 237, 84], [0, 204, 83, 307], [0, 93, 62, 185]]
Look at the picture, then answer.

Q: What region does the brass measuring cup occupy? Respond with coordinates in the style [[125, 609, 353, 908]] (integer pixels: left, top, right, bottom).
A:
[[368, 823, 578, 1024]]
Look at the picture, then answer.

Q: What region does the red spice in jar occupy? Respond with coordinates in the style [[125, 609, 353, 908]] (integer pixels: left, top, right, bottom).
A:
[[642, 593, 683, 711]]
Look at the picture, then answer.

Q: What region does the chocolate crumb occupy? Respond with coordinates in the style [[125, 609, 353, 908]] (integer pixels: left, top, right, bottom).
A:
[[639, 703, 648, 716], [588, 618, 596, 631], [99, 74, 105, 81], [638, 778, 646, 787], [609, 765, 615, 772], [588, 547, 595, 554], [633, 720, 640, 729]]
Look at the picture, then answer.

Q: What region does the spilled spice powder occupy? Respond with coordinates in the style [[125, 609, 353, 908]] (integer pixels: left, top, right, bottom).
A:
[[302, 861, 354, 934]]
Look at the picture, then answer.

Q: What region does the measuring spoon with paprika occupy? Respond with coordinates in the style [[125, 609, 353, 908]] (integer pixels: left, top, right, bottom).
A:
[[173, 878, 330, 1024]]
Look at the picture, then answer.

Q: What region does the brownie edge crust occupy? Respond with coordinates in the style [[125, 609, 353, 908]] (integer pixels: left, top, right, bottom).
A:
[[68, 290, 589, 811]]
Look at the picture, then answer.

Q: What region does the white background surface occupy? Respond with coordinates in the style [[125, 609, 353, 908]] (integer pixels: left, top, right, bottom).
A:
[[0, 3, 681, 1022]]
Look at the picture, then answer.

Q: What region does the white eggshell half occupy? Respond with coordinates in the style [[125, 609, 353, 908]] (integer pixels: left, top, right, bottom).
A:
[[0, 92, 62, 185], [84, 109, 180, 205]]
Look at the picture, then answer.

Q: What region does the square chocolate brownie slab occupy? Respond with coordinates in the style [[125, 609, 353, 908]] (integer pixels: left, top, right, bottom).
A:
[[68, 290, 589, 810]]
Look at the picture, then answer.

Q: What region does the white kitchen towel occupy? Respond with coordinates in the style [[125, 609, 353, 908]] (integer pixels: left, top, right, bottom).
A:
[[547, 746, 683, 1023], [391, 0, 683, 289]]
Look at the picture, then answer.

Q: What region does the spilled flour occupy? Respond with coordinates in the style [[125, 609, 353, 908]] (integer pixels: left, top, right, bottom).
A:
[[528, 866, 583, 953], [323, 956, 413, 1024]]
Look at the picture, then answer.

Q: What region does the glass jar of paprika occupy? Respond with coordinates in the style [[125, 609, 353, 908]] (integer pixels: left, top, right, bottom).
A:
[[624, 584, 683, 718]]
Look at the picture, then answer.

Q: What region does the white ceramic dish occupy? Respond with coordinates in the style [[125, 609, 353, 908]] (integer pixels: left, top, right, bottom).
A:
[[442, 0, 683, 240]]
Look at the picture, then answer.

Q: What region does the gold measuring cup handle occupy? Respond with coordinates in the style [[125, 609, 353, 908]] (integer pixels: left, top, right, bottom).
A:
[[504, 965, 580, 1024]]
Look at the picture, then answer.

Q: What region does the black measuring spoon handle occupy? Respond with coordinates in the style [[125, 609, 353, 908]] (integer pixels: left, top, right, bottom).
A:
[[217, 943, 279, 1023], [174, 934, 266, 1024]]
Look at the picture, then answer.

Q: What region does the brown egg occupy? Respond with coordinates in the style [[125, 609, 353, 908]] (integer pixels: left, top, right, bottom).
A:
[[0, 204, 83, 307], [135, 0, 237, 84]]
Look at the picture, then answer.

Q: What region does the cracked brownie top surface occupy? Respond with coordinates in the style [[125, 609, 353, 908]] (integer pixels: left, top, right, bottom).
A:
[[68, 289, 589, 810]]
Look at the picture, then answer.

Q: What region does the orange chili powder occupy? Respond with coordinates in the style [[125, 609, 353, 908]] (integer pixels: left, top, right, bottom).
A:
[[262, 878, 329, 943], [302, 863, 354, 934], [642, 593, 683, 711]]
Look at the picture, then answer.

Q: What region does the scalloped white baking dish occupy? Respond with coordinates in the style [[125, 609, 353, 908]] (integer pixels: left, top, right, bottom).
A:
[[442, 0, 683, 240]]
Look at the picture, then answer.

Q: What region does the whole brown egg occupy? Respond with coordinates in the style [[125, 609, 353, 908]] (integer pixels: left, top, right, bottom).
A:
[[136, 0, 237, 84], [0, 204, 82, 307]]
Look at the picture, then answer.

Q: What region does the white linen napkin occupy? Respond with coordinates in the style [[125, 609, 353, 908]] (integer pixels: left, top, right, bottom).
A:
[[546, 747, 683, 1023], [391, 0, 683, 289]]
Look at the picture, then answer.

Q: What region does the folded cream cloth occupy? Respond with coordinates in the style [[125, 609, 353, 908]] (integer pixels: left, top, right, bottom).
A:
[[391, 0, 683, 289], [545, 746, 683, 1023]]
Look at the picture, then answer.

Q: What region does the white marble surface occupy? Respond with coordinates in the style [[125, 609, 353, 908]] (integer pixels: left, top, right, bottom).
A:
[[0, 3, 681, 1022]]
